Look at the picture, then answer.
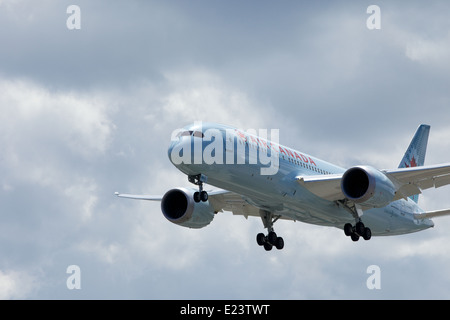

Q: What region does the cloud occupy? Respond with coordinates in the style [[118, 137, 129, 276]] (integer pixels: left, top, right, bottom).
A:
[[0, 78, 115, 191], [1, 0, 450, 300], [0, 78, 114, 159], [159, 70, 272, 129], [0, 269, 37, 299], [0, 77, 118, 298], [405, 34, 450, 66]]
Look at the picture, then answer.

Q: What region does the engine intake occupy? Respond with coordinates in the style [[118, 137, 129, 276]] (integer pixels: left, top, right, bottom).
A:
[[161, 188, 215, 228], [341, 165, 396, 208]]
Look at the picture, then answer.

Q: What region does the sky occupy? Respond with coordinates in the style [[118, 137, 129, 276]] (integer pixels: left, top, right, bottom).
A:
[[1, 0, 450, 300]]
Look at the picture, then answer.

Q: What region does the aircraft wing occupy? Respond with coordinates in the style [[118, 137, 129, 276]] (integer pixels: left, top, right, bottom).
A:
[[384, 163, 450, 199], [296, 163, 450, 203], [115, 189, 292, 220], [114, 189, 229, 202], [114, 189, 260, 216], [114, 192, 163, 201]]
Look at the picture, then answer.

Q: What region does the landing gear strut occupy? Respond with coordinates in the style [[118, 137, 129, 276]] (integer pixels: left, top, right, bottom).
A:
[[257, 210, 284, 251], [189, 174, 208, 202]]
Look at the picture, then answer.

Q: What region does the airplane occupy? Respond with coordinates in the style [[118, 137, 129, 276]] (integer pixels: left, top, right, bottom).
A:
[[116, 122, 450, 251]]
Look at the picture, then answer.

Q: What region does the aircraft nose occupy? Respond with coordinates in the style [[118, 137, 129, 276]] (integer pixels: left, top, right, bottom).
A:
[[167, 140, 177, 163], [167, 135, 193, 165]]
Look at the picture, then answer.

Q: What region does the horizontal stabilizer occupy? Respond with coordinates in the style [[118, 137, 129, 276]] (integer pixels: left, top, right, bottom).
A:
[[414, 208, 450, 220]]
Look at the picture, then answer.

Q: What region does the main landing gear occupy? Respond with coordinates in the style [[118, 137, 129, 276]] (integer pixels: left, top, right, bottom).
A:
[[189, 174, 208, 203], [257, 210, 284, 251], [337, 200, 372, 242], [344, 220, 372, 241]]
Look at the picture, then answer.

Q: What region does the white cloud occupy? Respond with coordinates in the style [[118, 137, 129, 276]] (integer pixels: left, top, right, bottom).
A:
[[405, 34, 450, 67], [0, 78, 114, 153], [0, 77, 115, 187], [64, 178, 99, 223], [1, 1, 450, 300], [0, 269, 37, 299], [383, 6, 450, 70], [159, 70, 272, 130]]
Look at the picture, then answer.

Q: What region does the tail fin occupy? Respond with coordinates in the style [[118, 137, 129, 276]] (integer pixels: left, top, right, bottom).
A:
[[398, 124, 430, 202]]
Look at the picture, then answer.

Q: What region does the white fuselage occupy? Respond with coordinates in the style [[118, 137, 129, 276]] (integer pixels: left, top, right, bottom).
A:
[[168, 122, 434, 236]]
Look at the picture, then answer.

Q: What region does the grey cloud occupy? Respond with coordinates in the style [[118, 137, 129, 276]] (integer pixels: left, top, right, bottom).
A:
[[1, 0, 450, 299]]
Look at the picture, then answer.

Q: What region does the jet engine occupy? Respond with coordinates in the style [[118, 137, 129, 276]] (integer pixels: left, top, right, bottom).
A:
[[341, 165, 396, 208], [161, 188, 215, 228]]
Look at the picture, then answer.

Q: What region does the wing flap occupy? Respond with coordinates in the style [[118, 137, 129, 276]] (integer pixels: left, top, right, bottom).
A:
[[417, 179, 435, 189], [386, 163, 450, 199], [296, 174, 344, 201], [393, 184, 422, 201], [387, 163, 450, 183], [207, 191, 255, 217], [434, 174, 450, 188], [208, 191, 281, 218]]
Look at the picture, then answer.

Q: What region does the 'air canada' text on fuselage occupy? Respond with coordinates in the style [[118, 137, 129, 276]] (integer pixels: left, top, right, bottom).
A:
[[169, 125, 317, 176]]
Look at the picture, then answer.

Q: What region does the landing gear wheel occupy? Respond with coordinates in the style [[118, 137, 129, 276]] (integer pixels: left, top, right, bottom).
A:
[[351, 233, 360, 242], [263, 243, 273, 251], [194, 191, 208, 202], [268, 231, 278, 245], [256, 233, 265, 246], [344, 223, 353, 236], [355, 221, 365, 235], [200, 190, 208, 202], [193, 192, 201, 203], [275, 237, 284, 250], [363, 227, 372, 240]]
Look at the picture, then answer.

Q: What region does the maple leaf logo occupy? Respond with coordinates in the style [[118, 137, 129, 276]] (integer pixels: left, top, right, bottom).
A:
[[405, 156, 418, 168]]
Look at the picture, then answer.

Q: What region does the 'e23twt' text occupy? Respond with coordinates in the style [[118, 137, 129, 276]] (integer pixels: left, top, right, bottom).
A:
[[180, 304, 270, 317]]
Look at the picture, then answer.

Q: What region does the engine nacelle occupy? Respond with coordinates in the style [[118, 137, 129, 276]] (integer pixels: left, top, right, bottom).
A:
[[341, 165, 396, 208], [161, 188, 215, 228]]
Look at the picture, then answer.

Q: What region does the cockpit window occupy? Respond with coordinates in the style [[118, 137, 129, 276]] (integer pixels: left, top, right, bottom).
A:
[[176, 130, 204, 138], [176, 130, 193, 137], [193, 131, 204, 138]]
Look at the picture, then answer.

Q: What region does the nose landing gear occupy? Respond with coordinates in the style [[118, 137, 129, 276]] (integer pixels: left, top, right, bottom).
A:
[[189, 174, 208, 202]]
